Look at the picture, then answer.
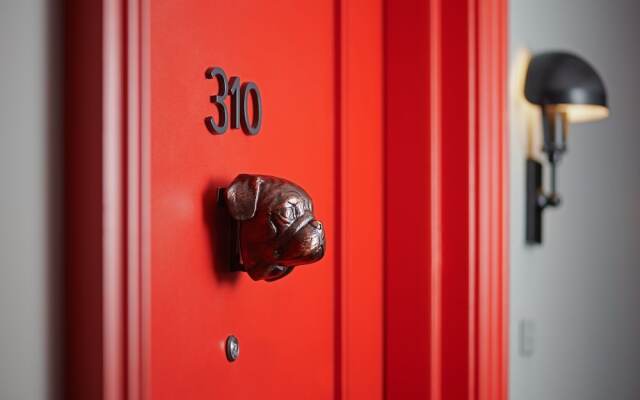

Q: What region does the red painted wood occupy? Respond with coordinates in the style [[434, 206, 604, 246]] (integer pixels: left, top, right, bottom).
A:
[[65, 0, 505, 398], [147, 0, 383, 399], [384, 0, 507, 399], [439, 1, 508, 399], [64, 0, 105, 398], [336, 0, 384, 398], [384, 0, 438, 397], [64, 0, 150, 399], [440, 0, 476, 397], [66, 1, 383, 399], [149, 1, 330, 397]]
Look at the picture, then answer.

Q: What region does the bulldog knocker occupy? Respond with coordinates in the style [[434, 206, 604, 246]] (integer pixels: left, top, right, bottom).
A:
[[222, 174, 326, 282]]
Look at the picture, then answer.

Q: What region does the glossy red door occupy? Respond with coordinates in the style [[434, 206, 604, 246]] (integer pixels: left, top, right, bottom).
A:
[[65, 0, 508, 399], [148, 0, 382, 399]]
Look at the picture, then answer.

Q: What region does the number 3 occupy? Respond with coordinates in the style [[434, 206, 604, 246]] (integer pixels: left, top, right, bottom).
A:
[[205, 67, 229, 134]]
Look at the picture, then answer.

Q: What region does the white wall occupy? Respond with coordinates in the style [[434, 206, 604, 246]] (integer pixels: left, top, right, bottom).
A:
[[0, 1, 63, 399], [510, 1, 640, 399]]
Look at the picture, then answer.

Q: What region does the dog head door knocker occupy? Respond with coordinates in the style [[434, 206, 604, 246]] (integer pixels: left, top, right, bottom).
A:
[[222, 174, 326, 282]]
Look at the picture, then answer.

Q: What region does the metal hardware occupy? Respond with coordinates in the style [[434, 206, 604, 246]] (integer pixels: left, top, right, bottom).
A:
[[225, 335, 240, 362], [526, 108, 566, 244], [221, 174, 326, 282], [205, 66, 263, 135]]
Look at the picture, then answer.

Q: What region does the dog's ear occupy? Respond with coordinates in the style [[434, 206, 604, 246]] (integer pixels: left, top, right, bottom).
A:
[[226, 174, 263, 221]]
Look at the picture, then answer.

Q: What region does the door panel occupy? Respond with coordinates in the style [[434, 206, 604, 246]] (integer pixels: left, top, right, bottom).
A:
[[150, 1, 337, 398]]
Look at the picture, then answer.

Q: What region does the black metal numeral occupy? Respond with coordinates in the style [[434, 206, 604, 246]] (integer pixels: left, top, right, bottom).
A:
[[205, 67, 229, 134], [229, 77, 241, 130], [241, 82, 262, 136]]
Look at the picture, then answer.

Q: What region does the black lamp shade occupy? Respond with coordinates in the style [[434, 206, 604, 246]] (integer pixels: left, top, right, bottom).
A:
[[525, 52, 608, 108]]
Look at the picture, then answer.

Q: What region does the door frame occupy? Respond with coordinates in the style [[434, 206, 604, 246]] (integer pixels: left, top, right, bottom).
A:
[[64, 0, 507, 399], [385, 0, 508, 399]]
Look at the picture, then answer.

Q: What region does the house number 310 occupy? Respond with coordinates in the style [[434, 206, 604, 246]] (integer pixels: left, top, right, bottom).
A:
[[205, 66, 263, 136]]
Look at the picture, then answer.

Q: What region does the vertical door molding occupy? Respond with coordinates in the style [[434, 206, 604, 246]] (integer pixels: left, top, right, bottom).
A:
[[384, 0, 440, 397], [335, 0, 385, 398], [384, 0, 508, 398], [65, 0, 147, 399], [440, 0, 508, 399]]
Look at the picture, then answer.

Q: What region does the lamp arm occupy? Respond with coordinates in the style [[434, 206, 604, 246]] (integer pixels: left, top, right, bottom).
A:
[[537, 159, 561, 209], [537, 108, 567, 209]]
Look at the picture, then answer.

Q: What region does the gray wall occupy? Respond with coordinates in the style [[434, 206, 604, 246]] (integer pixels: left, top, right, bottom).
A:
[[0, 1, 63, 399], [509, 1, 640, 399]]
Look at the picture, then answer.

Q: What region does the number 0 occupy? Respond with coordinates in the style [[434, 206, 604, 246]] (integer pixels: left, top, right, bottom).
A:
[[241, 82, 262, 136]]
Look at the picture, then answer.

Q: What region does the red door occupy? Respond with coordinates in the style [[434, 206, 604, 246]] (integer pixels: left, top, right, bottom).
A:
[[65, 0, 508, 399], [148, 0, 382, 399]]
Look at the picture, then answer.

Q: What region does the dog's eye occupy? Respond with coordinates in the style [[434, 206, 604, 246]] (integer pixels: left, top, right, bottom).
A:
[[279, 206, 295, 221]]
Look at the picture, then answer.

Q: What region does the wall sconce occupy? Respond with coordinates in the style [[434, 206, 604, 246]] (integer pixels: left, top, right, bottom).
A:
[[524, 51, 609, 244]]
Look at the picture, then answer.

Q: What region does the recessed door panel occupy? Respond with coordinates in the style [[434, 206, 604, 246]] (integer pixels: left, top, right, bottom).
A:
[[150, 0, 336, 398]]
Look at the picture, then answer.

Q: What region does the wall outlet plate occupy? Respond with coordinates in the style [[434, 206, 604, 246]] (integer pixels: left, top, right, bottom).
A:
[[519, 319, 535, 357]]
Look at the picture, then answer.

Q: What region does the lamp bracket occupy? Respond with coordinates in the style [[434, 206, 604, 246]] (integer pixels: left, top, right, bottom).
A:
[[526, 158, 561, 244]]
